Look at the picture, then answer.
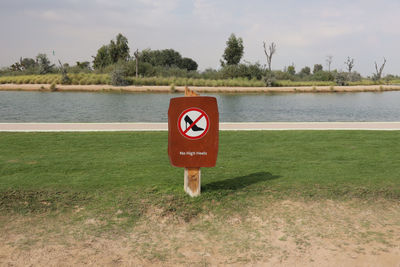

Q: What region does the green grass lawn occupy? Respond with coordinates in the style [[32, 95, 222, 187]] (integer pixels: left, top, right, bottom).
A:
[[1, 131, 400, 223]]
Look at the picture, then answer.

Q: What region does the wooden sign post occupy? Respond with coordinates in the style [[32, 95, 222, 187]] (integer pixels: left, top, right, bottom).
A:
[[168, 87, 219, 197], [184, 88, 201, 197]]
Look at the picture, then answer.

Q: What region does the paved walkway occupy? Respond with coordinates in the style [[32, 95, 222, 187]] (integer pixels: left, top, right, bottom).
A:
[[1, 122, 400, 131]]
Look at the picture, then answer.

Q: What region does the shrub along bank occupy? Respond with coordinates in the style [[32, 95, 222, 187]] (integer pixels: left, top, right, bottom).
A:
[[1, 73, 398, 87]]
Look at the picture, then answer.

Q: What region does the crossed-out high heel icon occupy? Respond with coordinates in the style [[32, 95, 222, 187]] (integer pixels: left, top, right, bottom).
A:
[[184, 115, 204, 131]]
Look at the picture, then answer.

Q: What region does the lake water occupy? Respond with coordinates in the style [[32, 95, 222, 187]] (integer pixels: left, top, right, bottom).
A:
[[1, 91, 400, 122]]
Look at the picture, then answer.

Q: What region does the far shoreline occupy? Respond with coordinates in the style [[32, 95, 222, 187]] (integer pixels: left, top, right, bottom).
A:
[[1, 83, 400, 94]]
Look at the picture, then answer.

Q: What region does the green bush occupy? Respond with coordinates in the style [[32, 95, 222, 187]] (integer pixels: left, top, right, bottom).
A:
[[79, 78, 88, 85], [132, 77, 141, 86], [0, 72, 390, 88], [36, 76, 46, 84], [201, 68, 222, 79], [100, 75, 109, 85], [170, 83, 176, 93], [205, 80, 214, 87], [45, 77, 53, 84], [348, 71, 362, 82], [334, 72, 348, 86], [50, 82, 57, 91], [272, 71, 293, 80], [311, 71, 334, 81], [61, 74, 71, 85], [175, 78, 186, 86], [71, 75, 80, 85], [220, 63, 265, 80], [155, 78, 165, 86], [110, 66, 130, 86]]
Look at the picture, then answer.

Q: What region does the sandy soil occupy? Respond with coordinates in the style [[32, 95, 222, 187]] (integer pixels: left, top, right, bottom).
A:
[[1, 83, 400, 93], [1, 199, 399, 266]]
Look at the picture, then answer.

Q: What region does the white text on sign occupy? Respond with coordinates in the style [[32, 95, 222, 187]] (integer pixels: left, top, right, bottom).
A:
[[180, 151, 208, 156]]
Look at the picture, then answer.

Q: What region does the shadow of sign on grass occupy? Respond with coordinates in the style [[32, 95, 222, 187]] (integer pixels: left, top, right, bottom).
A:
[[202, 172, 281, 192]]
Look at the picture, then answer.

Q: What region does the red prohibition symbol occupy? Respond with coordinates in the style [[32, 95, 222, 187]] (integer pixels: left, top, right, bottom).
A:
[[178, 108, 210, 140]]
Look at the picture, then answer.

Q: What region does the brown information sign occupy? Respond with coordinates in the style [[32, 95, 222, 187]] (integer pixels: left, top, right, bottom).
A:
[[168, 96, 219, 168]]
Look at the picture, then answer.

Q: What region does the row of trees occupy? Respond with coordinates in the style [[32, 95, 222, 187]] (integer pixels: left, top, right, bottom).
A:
[[10, 54, 55, 74], [7, 53, 91, 76], [2, 33, 392, 86], [220, 33, 388, 85], [92, 34, 130, 69], [89, 34, 200, 84], [92, 34, 198, 72]]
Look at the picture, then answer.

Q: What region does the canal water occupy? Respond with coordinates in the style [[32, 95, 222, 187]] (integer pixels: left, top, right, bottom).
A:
[[1, 91, 400, 122]]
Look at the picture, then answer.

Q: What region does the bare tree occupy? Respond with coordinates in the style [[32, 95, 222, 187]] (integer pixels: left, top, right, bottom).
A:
[[344, 57, 354, 73], [134, 49, 139, 78], [58, 59, 71, 84], [373, 57, 387, 81], [326, 55, 333, 72], [263, 41, 276, 72]]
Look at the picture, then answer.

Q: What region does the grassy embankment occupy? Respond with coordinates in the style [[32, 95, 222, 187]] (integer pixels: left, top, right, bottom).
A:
[[2, 131, 400, 264], [1, 73, 399, 87], [1, 131, 400, 226]]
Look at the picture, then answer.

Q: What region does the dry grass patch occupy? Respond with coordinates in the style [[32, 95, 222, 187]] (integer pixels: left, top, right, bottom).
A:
[[1, 198, 399, 266]]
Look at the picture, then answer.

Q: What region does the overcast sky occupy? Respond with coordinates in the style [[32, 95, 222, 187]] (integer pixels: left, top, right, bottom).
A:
[[1, 0, 399, 75]]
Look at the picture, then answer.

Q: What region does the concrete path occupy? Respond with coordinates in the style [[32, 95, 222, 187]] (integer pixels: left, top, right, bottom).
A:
[[1, 122, 400, 132]]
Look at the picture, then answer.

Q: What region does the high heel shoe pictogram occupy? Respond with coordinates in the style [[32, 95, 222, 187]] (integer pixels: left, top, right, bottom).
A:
[[184, 115, 204, 131]]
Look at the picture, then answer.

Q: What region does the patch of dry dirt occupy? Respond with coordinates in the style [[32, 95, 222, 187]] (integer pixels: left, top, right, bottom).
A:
[[1, 199, 400, 266]]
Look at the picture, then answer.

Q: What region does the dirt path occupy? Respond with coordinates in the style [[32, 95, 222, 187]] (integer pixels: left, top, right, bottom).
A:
[[1, 199, 399, 266], [1, 83, 400, 93], [1, 122, 400, 132]]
